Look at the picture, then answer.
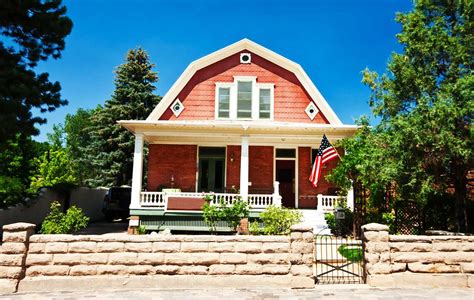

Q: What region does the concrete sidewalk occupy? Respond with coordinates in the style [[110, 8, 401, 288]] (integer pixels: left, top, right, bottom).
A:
[[1, 285, 473, 299]]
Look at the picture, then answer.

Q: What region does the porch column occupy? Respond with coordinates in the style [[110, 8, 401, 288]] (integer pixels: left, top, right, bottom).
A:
[[130, 133, 144, 210], [240, 135, 249, 201], [347, 180, 354, 211]]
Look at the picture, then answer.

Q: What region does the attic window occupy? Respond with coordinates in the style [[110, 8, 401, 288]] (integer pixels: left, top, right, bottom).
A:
[[240, 53, 251, 64], [170, 98, 184, 117]]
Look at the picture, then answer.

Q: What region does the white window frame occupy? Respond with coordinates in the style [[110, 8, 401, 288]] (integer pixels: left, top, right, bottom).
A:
[[214, 76, 274, 120]]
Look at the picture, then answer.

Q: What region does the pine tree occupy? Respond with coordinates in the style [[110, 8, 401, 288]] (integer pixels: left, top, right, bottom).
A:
[[83, 48, 161, 187]]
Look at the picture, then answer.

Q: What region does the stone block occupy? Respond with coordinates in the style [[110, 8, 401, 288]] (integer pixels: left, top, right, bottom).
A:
[[290, 264, 312, 276], [302, 232, 314, 242], [366, 262, 391, 274], [153, 242, 180, 253], [365, 242, 390, 253], [96, 265, 128, 275], [165, 253, 191, 265], [432, 242, 461, 252], [291, 276, 314, 289], [361, 223, 389, 232], [0, 242, 27, 254], [389, 242, 432, 252], [288, 253, 303, 264], [366, 274, 395, 287], [262, 264, 290, 275], [389, 235, 432, 243], [190, 253, 219, 265], [26, 265, 69, 276], [28, 243, 45, 254], [0, 278, 17, 294], [468, 274, 474, 288], [290, 224, 313, 232], [235, 264, 263, 275], [301, 254, 313, 265], [443, 252, 474, 264], [290, 242, 313, 254], [461, 263, 474, 273], [290, 232, 302, 241], [155, 265, 180, 274], [96, 242, 124, 253], [68, 242, 96, 253], [137, 253, 165, 265], [391, 272, 468, 288], [178, 265, 208, 275], [69, 265, 97, 276], [45, 242, 68, 253], [219, 253, 247, 264], [262, 242, 290, 253], [208, 242, 236, 252], [53, 253, 81, 265], [379, 252, 390, 263], [128, 265, 155, 275], [209, 264, 235, 275], [408, 262, 461, 273], [0, 254, 23, 266], [0, 266, 22, 279], [2, 223, 35, 232], [391, 263, 407, 273], [248, 253, 273, 264], [181, 242, 209, 253], [124, 242, 153, 253], [2, 231, 29, 243], [108, 252, 138, 265], [365, 253, 380, 264], [234, 242, 262, 253], [363, 231, 389, 242], [272, 253, 291, 264], [460, 242, 474, 252], [25, 254, 52, 266], [80, 253, 108, 264]]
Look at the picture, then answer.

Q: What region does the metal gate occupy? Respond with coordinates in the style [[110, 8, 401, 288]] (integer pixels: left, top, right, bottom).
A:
[[314, 234, 365, 284]]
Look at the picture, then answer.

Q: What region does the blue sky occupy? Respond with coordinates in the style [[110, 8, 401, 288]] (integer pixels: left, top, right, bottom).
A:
[[34, 0, 413, 142]]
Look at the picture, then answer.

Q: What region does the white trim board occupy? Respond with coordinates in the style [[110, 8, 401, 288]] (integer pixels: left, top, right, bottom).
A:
[[146, 39, 342, 125]]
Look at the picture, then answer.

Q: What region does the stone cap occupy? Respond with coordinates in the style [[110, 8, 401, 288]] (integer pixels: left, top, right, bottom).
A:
[[290, 224, 313, 233], [3, 222, 36, 232], [361, 223, 389, 232]]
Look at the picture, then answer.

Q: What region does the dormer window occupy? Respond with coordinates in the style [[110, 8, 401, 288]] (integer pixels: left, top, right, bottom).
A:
[[215, 76, 274, 120]]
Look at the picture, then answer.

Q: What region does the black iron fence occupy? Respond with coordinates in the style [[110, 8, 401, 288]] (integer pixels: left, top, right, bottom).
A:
[[314, 234, 365, 284]]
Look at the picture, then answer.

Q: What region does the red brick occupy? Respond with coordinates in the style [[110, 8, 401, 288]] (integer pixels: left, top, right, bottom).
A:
[[249, 146, 274, 193], [226, 145, 241, 191]]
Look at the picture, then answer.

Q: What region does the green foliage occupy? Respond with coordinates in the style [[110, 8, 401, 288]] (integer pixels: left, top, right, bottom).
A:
[[249, 221, 264, 235], [381, 212, 396, 234], [258, 206, 302, 235], [136, 225, 146, 235], [338, 245, 363, 263], [202, 195, 249, 232], [41, 201, 89, 234], [0, 0, 72, 145], [328, 1, 473, 232], [29, 149, 78, 193], [324, 206, 354, 237], [81, 48, 161, 187]]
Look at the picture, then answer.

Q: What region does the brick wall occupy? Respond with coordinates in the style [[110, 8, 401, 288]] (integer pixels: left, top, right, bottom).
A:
[[159, 51, 329, 124], [226, 145, 241, 191], [147, 144, 197, 192], [363, 223, 474, 288], [249, 146, 274, 193], [0, 223, 315, 292]]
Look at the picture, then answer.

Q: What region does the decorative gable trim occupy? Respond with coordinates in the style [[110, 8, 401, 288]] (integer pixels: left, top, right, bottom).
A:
[[147, 39, 342, 125]]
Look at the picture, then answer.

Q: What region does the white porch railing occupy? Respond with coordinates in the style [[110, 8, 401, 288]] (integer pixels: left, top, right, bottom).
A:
[[317, 194, 345, 212]]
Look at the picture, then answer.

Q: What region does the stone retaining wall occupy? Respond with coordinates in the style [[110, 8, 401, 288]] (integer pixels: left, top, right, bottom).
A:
[[0, 223, 314, 293], [363, 223, 474, 288]]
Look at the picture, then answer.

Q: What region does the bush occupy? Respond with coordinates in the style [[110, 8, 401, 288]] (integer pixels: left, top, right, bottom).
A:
[[338, 244, 363, 262], [325, 206, 353, 237], [41, 201, 89, 234], [202, 195, 249, 233], [258, 205, 302, 235]]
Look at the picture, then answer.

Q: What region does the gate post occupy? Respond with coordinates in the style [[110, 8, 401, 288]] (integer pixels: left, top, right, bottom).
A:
[[289, 224, 315, 288], [361, 223, 390, 285]]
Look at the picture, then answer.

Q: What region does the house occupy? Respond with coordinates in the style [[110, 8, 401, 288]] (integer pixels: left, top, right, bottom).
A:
[[119, 39, 358, 232]]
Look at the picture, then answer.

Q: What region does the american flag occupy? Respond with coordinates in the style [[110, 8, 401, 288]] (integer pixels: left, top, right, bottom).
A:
[[309, 134, 339, 188]]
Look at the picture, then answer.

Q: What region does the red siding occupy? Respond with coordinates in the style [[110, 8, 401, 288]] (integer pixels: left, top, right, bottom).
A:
[[160, 51, 329, 124], [147, 144, 197, 192], [249, 146, 274, 193], [298, 147, 340, 208], [226, 145, 241, 191]]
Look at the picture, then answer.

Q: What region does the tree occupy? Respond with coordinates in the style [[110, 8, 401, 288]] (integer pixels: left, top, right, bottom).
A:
[[83, 48, 161, 187], [0, 0, 73, 146], [329, 1, 473, 232]]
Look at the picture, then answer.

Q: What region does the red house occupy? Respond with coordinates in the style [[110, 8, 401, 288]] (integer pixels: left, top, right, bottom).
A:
[[119, 39, 357, 231]]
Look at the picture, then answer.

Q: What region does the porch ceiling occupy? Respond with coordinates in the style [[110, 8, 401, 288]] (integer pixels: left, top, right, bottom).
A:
[[118, 120, 359, 145]]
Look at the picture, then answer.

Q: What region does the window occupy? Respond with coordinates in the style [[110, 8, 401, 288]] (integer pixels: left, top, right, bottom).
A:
[[237, 81, 252, 118], [217, 87, 230, 118], [215, 76, 274, 120], [276, 148, 296, 158], [259, 88, 271, 119]]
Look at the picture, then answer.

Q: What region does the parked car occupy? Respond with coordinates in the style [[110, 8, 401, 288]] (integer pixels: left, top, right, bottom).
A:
[[102, 187, 131, 222]]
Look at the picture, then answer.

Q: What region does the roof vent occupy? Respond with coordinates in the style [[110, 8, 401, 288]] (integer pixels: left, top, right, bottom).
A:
[[170, 98, 184, 117], [305, 102, 319, 120], [240, 53, 251, 64]]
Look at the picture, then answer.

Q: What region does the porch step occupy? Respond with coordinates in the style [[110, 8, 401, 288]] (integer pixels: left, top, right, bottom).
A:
[[300, 209, 331, 235]]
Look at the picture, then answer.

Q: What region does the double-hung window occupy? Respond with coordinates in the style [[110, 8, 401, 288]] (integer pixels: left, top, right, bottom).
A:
[[215, 76, 274, 120]]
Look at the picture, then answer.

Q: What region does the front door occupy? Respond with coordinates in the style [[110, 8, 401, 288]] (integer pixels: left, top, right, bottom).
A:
[[276, 160, 295, 208], [198, 147, 225, 193]]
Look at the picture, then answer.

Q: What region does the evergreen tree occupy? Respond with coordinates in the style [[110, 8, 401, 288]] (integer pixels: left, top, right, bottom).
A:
[[0, 0, 73, 145], [83, 48, 161, 187], [329, 1, 473, 232]]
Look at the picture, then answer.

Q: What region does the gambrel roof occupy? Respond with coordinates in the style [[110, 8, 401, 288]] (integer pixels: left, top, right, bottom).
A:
[[147, 39, 342, 125]]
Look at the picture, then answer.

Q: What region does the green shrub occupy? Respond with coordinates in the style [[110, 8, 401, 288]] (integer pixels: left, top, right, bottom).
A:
[[324, 206, 353, 237], [258, 205, 302, 235], [338, 244, 363, 262], [249, 221, 264, 235], [202, 195, 249, 233], [136, 225, 147, 235], [41, 201, 89, 234]]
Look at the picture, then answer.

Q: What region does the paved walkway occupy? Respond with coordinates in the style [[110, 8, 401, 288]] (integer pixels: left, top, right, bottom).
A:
[[1, 285, 473, 300]]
